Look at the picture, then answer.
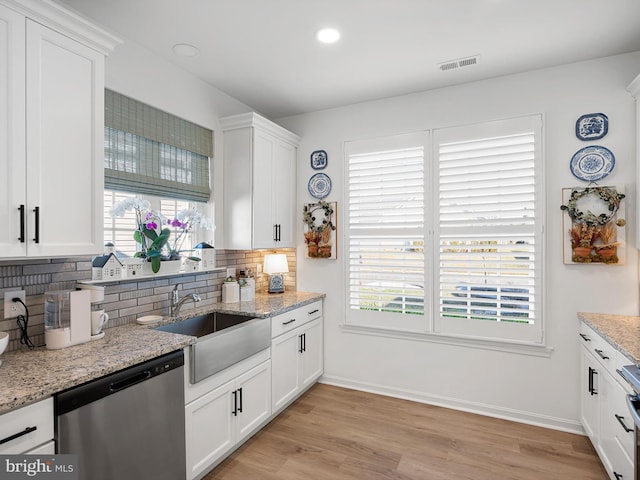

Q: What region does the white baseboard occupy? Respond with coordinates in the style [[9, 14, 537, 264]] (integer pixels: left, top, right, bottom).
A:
[[319, 374, 585, 435]]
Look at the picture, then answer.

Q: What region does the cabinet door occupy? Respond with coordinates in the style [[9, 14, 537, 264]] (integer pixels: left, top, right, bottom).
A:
[[300, 318, 323, 389], [235, 360, 271, 443], [272, 328, 301, 413], [600, 371, 634, 477], [273, 140, 296, 247], [253, 129, 276, 248], [0, 4, 26, 257], [580, 348, 599, 441], [185, 379, 235, 480], [25, 20, 104, 257]]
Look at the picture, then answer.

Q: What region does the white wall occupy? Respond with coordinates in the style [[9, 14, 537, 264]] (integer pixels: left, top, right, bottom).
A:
[[103, 38, 253, 248], [278, 52, 640, 432]]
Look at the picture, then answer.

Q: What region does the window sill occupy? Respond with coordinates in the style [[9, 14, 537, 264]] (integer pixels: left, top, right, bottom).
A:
[[339, 323, 553, 357], [79, 267, 225, 286]]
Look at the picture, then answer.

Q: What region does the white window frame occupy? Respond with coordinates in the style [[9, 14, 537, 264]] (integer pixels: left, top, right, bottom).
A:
[[342, 115, 547, 354]]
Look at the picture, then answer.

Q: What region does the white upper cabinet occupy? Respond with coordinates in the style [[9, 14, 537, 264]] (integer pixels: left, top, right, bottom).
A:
[[627, 73, 640, 248], [0, 0, 120, 258], [221, 112, 300, 250]]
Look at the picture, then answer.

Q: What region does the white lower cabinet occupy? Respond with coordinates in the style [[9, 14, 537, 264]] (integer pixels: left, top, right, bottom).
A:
[[0, 397, 53, 454], [184, 299, 324, 479], [579, 322, 634, 480], [271, 302, 324, 414], [185, 354, 271, 480]]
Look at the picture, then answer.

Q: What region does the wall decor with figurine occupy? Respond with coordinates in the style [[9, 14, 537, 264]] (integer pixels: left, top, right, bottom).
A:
[[303, 200, 337, 259], [561, 185, 626, 264]]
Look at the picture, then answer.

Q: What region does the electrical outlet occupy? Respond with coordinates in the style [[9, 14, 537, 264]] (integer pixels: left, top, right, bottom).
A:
[[4, 290, 26, 319], [256, 263, 262, 275], [226, 267, 236, 278]]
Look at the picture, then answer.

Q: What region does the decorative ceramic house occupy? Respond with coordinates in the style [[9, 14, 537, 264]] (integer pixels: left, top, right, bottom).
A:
[[121, 258, 144, 278], [193, 242, 216, 271], [92, 253, 123, 280]]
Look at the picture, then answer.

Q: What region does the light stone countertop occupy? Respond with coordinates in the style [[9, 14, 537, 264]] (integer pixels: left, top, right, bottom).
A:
[[0, 291, 325, 414], [578, 311, 640, 364]]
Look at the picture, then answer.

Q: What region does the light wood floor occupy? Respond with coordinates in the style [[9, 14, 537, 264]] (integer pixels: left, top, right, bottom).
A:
[[205, 384, 607, 480]]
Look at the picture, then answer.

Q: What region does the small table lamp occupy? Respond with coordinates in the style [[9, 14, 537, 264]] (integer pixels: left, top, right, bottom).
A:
[[263, 253, 289, 293]]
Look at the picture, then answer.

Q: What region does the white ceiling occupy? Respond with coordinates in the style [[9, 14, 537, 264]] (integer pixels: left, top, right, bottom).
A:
[[59, 0, 640, 119]]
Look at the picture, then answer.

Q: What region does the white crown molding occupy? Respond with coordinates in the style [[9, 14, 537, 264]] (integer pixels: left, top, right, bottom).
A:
[[628, 72, 640, 98], [220, 111, 301, 146], [0, 0, 122, 55]]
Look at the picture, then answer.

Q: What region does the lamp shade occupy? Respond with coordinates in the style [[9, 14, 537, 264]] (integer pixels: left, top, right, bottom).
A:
[[263, 253, 289, 275]]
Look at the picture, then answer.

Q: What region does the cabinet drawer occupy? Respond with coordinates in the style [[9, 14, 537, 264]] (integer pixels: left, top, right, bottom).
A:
[[0, 398, 53, 454], [271, 301, 322, 338], [611, 385, 635, 461], [579, 323, 618, 378]]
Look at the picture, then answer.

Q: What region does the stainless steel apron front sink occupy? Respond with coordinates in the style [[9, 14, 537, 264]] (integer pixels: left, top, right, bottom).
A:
[[155, 312, 270, 383]]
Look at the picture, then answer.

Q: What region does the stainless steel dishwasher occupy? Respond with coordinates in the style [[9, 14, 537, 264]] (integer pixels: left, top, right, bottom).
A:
[[55, 350, 186, 480]]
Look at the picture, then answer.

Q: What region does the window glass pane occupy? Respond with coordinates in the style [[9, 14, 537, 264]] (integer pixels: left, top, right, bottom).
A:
[[104, 190, 206, 258]]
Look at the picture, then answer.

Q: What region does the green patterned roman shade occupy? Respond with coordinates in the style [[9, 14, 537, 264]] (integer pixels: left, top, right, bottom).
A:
[[104, 89, 213, 202]]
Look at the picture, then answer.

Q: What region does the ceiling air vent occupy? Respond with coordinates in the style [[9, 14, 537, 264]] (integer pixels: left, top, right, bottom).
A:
[[438, 55, 480, 72]]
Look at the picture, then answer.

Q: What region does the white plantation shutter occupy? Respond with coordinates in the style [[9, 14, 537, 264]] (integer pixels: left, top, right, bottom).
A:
[[434, 115, 543, 343], [345, 132, 427, 330]]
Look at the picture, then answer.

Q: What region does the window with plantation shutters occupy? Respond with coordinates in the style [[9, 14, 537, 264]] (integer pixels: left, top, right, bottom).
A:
[[345, 132, 427, 331], [434, 115, 543, 343], [343, 115, 544, 347]]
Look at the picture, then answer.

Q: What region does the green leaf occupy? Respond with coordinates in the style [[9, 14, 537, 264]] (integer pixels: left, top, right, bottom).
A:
[[142, 226, 158, 241], [151, 256, 161, 273], [133, 230, 143, 244]]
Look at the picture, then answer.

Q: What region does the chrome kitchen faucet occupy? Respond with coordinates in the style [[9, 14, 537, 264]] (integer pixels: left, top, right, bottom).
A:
[[170, 283, 201, 316]]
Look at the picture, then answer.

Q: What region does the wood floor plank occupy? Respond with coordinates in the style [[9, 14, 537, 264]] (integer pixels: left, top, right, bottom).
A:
[[204, 384, 608, 480]]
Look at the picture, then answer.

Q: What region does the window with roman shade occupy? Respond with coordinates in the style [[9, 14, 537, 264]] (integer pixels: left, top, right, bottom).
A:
[[104, 89, 213, 202]]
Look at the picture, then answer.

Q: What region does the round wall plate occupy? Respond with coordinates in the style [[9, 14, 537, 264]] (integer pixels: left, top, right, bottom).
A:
[[308, 173, 332, 199], [570, 145, 614, 182]]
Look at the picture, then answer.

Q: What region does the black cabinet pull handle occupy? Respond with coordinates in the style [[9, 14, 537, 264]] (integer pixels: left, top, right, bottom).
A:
[[18, 205, 25, 243], [277, 224, 281, 242], [595, 349, 610, 360], [308, 309, 319, 315], [615, 414, 634, 433], [232, 390, 238, 416], [238, 387, 243, 413], [0, 426, 37, 446], [273, 224, 277, 242], [579, 333, 591, 342], [588, 366, 598, 396], [614, 472, 623, 479], [33, 206, 40, 243], [301, 333, 306, 353], [282, 319, 296, 326], [299, 334, 304, 353]]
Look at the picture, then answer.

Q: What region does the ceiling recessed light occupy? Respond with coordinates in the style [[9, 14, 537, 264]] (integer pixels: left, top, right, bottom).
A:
[[172, 43, 200, 58], [316, 28, 340, 44]]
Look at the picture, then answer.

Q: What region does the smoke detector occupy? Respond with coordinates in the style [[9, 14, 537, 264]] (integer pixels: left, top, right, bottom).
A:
[[438, 55, 480, 72]]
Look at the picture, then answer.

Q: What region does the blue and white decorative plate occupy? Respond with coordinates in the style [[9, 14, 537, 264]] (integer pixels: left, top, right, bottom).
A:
[[308, 173, 332, 199], [570, 145, 615, 182], [310, 150, 328, 170], [575, 113, 608, 141]]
